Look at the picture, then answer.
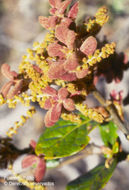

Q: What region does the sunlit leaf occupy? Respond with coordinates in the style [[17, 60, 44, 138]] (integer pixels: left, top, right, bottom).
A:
[[99, 121, 118, 147], [35, 117, 95, 159]]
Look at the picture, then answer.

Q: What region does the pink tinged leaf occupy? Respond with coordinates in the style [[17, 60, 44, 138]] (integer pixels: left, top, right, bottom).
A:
[[0, 81, 14, 98], [76, 68, 89, 79], [48, 62, 66, 79], [33, 65, 43, 74], [55, 25, 68, 46], [30, 140, 37, 150], [50, 103, 62, 122], [80, 36, 97, 56], [49, 8, 57, 15], [61, 18, 72, 27], [58, 0, 72, 14], [7, 80, 23, 99], [35, 158, 46, 182], [44, 98, 52, 110], [55, 24, 76, 49], [49, 0, 56, 7], [47, 42, 65, 58], [49, 0, 61, 8], [44, 110, 56, 127], [1, 63, 18, 80], [22, 155, 38, 169], [48, 61, 77, 81], [68, 1, 79, 19], [63, 98, 75, 111], [45, 103, 62, 127], [58, 87, 69, 100], [64, 53, 78, 71], [42, 86, 57, 96], [39, 16, 57, 29], [66, 30, 76, 49], [60, 72, 77, 81]]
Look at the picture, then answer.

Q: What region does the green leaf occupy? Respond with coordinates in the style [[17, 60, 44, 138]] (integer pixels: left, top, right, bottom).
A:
[[66, 159, 117, 190], [99, 121, 118, 147], [35, 118, 96, 159]]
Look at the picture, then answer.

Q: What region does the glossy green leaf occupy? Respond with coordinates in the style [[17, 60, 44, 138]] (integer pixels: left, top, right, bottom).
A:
[[35, 117, 96, 159], [67, 159, 117, 190], [99, 121, 118, 147]]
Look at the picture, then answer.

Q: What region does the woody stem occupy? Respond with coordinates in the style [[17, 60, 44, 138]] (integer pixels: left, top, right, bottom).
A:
[[92, 89, 129, 138]]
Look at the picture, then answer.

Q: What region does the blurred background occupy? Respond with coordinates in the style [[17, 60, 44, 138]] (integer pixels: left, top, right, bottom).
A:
[[0, 0, 129, 189]]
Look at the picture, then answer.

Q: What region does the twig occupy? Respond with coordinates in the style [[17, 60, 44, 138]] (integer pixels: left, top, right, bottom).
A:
[[92, 90, 129, 137]]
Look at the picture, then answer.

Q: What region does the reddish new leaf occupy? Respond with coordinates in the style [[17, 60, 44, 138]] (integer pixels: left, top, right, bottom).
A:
[[22, 155, 38, 168], [58, 0, 72, 14], [64, 53, 78, 71], [34, 157, 46, 182], [44, 103, 62, 127], [80, 36, 97, 56], [44, 98, 52, 110], [47, 41, 65, 58], [7, 80, 23, 99], [48, 62, 66, 80], [0, 81, 14, 98], [49, 0, 61, 8], [55, 25, 68, 45], [68, 1, 79, 19], [58, 87, 69, 100], [76, 68, 89, 79], [66, 30, 76, 49], [60, 72, 77, 81], [55, 24, 76, 49], [50, 103, 62, 122], [42, 86, 57, 96], [63, 98, 75, 111], [48, 59, 77, 81], [33, 65, 43, 74], [61, 18, 72, 27], [22, 155, 46, 182], [1, 63, 18, 80], [44, 110, 56, 127], [39, 16, 57, 29], [49, 8, 57, 15]]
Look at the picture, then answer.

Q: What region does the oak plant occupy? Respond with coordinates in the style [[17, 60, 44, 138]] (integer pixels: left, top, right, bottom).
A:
[[0, 0, 129, 189]]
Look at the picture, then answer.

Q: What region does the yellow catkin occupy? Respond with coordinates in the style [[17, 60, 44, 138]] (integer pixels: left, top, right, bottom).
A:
[[77, 42, 116, 71], [85, 6, 109, 32], [0, 94, 6, 106], [6, 107, 36, 138], [75, 103, 104, 123], [95, 6, 109, 26], [61, 113, 81, 124]]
